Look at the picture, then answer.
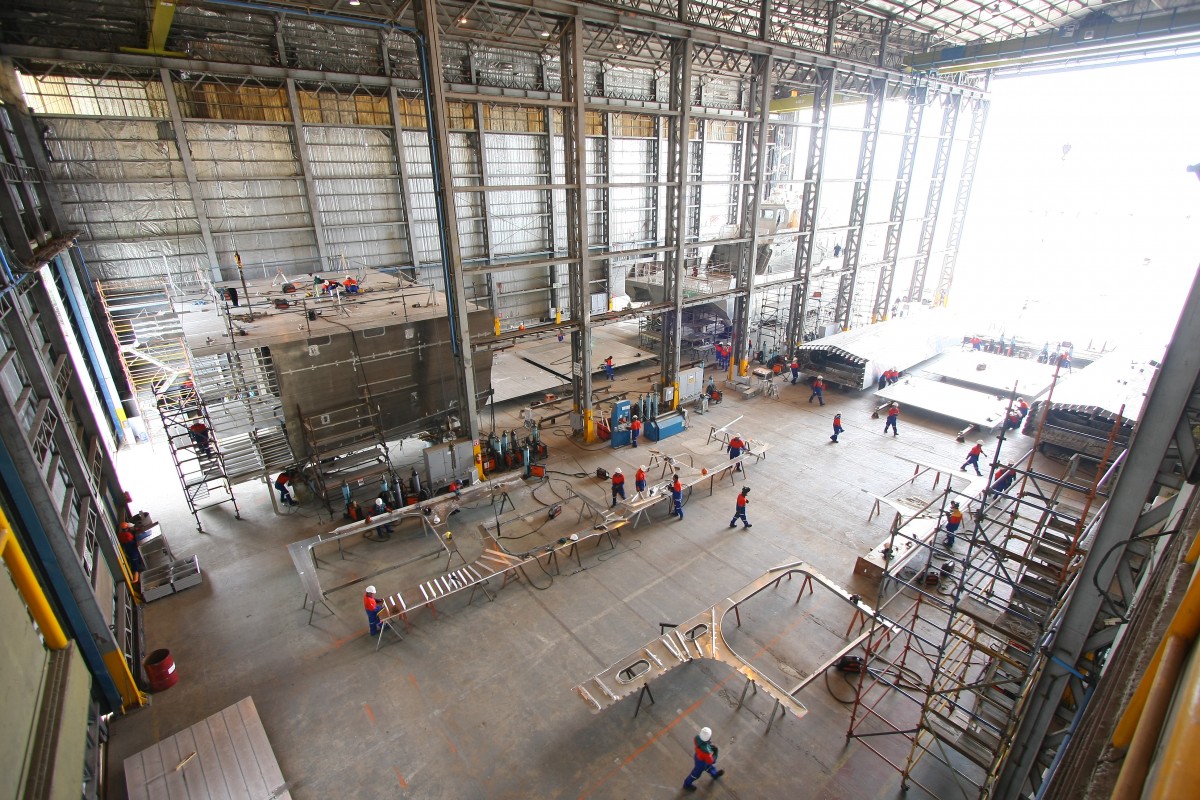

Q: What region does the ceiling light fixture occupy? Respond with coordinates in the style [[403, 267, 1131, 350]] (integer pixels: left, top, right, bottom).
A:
[[457, 15, 468, 24], [348, 0, 361, 6], [539, 30, 551, 38]]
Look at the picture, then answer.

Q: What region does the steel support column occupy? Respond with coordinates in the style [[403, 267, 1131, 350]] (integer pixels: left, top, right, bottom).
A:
[[661, 38, 693, 387], [413, 0, 481, 438], [732, 56, 774, 372], [160, 68, 222, 280], [934, 94, 989, 306], [784, 68, 835, 352], [907, 90, 962, 304], [873, 88, 924, 322], [834, 76, 887, 331], [562, 17, 595, 440], [283, 78, 330, 264], [996, 268, 1200, 798]]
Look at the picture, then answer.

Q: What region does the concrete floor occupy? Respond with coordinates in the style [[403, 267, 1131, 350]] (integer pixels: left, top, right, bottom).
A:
[[107, 362, 1037, 799]]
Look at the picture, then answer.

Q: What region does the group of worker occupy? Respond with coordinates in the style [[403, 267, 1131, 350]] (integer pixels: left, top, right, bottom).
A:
[[315, 275, 360, 296]]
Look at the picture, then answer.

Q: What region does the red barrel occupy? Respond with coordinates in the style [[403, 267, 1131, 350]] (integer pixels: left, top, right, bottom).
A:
[[144, 649, 179, 692]]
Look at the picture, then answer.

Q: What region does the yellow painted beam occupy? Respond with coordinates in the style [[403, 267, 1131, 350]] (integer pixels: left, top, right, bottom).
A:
[[1149, 630, 1200, 799], [1112, 569, 1200, 747], [0, 510, 68, 650], [120, 0, 187, 57], [103, 649, 149, 711]]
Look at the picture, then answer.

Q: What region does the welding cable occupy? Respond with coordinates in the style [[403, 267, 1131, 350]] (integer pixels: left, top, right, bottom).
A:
[[823, 666, 859, 705]]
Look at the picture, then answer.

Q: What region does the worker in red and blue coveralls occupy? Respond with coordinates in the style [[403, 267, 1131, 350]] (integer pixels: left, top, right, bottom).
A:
[[830, 413, 843, 443], [884, 403, 900, 437], [274, 471, 297, 506], [1018, 397, 1030, 420], [1003, 409, 1022, 434], [364, 585, 385, 636], [610, 467, 625, 507], [991, 465, 1017, 497], [635, 465, 648, 497], [729, 486, 752, 529], [790, 355, 800, 384], [682, 726, 724, 792], [188, 419, 211, 456], [604, 355, 616, 381], [671, 473, 684, 520], [961, 440, 984, 476], [728, 433, 746, 473], [943, 501, 965, 548], [631, 416, 642, 448], [809, 374, 826, 406]]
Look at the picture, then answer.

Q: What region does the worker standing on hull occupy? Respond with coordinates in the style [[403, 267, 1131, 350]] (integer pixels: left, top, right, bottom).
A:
[[728, 433, 746, 473], [884, 403, 900, 437], [610, 468, 625, 507], [634, 466, 648, 498], [364, 586, 384, 636]]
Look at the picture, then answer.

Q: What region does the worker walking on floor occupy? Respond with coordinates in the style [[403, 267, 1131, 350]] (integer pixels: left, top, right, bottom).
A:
[[961, 440, 984, 476], [604, 355, 616, 381], [790, 355, 800, 384], [682, 726, 725, 791], [364, 586, 385, 637], [728, 433, 746, 473], [635, 465, 648, 498], [830, 413, 843, 443], [631, 416, 642, 448], [671, 473, 684, 520], [809, 374, 825, 406], [884, 403, 900, 437], [943, 501, 964, 548], [729, 486, 752, 529], [610, 468, 625, 507]]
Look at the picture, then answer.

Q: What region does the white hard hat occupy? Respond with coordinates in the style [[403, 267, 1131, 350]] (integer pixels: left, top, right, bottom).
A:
[[640, 465, 646, 471], [614, 467, 622, 474], [366, 585, 377, 594], [699, 727, 712, 742]]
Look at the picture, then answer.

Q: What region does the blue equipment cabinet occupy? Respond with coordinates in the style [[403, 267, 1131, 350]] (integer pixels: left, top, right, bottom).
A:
[[646, 411, 686, 441], [609, 399, 632, 448]]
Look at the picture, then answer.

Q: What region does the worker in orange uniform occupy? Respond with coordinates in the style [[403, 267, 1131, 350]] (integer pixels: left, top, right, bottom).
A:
[[342, 275, 359, 294], [671, 473, 684, 520], [961, 440, 984, 476], [728, 433, 746, 473], [364, 585, 385, 636], [884, 403, 900, 437], [634, 465, 648, 498], [809, 374, 825, 406], [610, 467, 625, 507], [943, 501, 964, 548], [603, 355, 616, 381], [1017, 397, 1030, 420], [631, 416, 642, 448], [789, 355, 800, 384], [830, 413, 843, 443], [729, 486, 752, 529]]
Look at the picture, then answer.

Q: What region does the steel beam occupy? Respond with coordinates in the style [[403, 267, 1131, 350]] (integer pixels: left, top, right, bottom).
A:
[[784, 67, 834, 352], [907, 91, 962, 305], [284, 78, 331, 264], [934, 94, 989, 307], [562, 16, 594, 441], [834, 76, 886, 331], [734, 55, 773, 371], [996, 268, 1200, 798], [872, 88, 924, 323], [413, 0, 481, 439], [160, 69, 222, 280]]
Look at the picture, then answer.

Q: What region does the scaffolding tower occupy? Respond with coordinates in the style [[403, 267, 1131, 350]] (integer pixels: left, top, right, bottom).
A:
[[846, 427, 1125, 797], [299, 398, 395, 513], [153, 379, 241, 531]]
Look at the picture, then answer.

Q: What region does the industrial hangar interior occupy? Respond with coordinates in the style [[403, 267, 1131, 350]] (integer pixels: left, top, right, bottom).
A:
[[1, 0, 1199, 798]]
